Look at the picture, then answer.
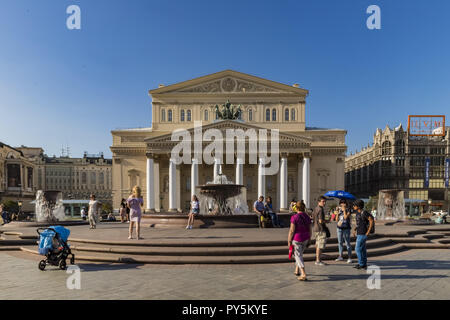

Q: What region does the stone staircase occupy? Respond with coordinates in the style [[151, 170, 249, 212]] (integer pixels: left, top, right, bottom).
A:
[[2, 227, 449, 265]]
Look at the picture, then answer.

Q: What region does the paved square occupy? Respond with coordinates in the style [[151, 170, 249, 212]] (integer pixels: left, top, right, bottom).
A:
[[1, 249, 449, 300]]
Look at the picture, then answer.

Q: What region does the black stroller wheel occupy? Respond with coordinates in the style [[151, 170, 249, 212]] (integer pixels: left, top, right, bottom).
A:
[[59, 260, 67, 270], [38, 260, 46, 271]]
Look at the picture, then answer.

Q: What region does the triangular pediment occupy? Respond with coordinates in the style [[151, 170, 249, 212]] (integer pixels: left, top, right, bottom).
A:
[[149, 70, 308, 96], [145, 120, 311, 148]]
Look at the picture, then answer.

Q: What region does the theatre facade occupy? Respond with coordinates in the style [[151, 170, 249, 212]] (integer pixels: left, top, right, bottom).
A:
[[110, 70, 347, 212]]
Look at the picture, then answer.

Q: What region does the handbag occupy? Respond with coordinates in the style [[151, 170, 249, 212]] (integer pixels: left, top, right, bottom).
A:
[[289, 245, 294, 260]]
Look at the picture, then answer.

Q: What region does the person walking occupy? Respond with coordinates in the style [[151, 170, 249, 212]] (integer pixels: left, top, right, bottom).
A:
[[127, 186, 144, 239], [352, 199, 374, 270], [335, 199, 352, 263], [80, 207, 86, 221], [88, 195, 100, 229], [265, 196, 281, 227], [288, 201, 312, 281], [312, 196, 328, 265], [186, 195, 200, 229], [253, 196, 266, 228], [119, 199, 128, 223]]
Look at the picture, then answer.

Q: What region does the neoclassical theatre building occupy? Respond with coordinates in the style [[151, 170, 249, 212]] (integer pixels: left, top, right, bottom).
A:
[[110, 70, 347, 212]]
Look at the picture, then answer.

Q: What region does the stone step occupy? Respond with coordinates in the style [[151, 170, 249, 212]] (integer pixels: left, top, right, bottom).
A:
[[67, 234, 382, 248], [20, 243, 407, 264], [65, 238, 394, 257], [0, 239, 37, 246]]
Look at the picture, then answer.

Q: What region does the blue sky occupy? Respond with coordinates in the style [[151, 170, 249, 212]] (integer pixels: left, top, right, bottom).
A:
[[0, 0, 449, 158]]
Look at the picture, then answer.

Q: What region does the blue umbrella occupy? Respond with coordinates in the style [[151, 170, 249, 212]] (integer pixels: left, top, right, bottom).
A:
[[324, 190, 356, 200]]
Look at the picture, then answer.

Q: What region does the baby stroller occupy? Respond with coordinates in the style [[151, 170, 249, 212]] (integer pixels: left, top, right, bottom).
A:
[[37, 226, 75, 271]]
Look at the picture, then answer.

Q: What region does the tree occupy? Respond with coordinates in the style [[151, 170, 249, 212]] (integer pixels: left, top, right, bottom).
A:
[[366, 196, 378, 211], [102, 202, 112, 213], [2, 200, 19, 213]]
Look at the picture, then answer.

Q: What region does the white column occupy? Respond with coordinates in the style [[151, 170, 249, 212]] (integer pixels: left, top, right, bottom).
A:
[[236, 158, 244, 185], [176, 165, 181, 211], [169, 158, 177, 212], [297, 158, 303, 202], [191, 158, 199, 198], [280, 156, 288, 211], [302, 157, 310, 209], [146, 157, 155, 211], [258, 158, 266, 198], [154, 161, 160, 212]]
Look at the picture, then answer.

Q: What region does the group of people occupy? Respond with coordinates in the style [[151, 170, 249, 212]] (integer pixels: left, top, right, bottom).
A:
[[287, 196, 375, 281], [84, 186, 144, 240], [253, 196, 282, 228]]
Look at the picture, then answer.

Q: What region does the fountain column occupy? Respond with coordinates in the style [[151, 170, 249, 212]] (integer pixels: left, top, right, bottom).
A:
[[146, 155, 155, 211], [191, 158, 199, 198], [302, 157, 310, 209], [258, 157, 266, 198], [169, 158, 177, 212], [213, 158, 221, 182], [280, 156, 288, 211]]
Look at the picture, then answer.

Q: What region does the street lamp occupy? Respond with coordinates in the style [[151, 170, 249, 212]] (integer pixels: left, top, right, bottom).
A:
[[18, 200, 23, 220], [428, 199, 432, 213]]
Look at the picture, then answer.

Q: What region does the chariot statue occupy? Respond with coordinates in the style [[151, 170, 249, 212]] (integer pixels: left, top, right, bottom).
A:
[[214, 100, 242, 120]]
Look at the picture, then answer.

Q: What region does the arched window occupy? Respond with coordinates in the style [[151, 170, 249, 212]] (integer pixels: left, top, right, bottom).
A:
[[180, 109, 185, 122], [382, 141, 392, 155], [204, 109, 208, 121], [168, 110, 173, 122], [285, 109, 289, 121], [81, 172, 87, 184], [187, 110, 191, 121], [272, 108, 277, 121], [248, 109, 253, 121], [161, 109, 166, 122], [266, 109, 270, 121], [291, 108, 295, 121]]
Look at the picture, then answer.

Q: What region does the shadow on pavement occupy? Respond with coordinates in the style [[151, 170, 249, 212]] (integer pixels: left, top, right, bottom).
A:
[[78, 263, 142, 272], [307, 273, 448, 282], [369, 259, 450, 270]]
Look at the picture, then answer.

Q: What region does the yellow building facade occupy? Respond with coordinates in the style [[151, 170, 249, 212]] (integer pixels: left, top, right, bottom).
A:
[[110, 70, 347, 212]]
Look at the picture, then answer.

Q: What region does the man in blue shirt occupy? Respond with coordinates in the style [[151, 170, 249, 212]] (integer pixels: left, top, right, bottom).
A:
[[253, 196, 265, 228]]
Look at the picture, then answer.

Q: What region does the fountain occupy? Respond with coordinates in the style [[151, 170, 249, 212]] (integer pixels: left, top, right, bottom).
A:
[[377, 190, 405, 220], [197, 166, 248, 215], [35, 190, 66, 222]]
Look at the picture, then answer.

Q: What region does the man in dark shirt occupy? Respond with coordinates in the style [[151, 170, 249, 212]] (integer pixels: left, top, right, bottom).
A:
[[312, 196, 328, 265], [352, 199, 374, 270]]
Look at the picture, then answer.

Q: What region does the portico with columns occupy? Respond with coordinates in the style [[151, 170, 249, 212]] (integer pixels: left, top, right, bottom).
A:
[[110, 70, 347, 213]]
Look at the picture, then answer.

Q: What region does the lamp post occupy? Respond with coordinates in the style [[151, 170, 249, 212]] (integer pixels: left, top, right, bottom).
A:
[[428, 199, 432, 214], [18, 200, 22, 220]]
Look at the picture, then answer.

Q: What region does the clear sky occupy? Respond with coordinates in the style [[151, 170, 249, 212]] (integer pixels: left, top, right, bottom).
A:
[[1, 0, 449, 158]]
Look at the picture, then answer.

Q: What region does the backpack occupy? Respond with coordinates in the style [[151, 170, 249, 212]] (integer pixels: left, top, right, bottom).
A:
[[364, 210, 375, 234]]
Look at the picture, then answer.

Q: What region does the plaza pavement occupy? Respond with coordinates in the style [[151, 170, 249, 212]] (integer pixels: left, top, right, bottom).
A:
[[0, 249, 449, 300], [1, 222, 449, 299]]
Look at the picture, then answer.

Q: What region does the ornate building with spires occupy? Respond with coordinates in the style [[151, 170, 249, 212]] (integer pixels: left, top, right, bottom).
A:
[[110, 70, 347, 212], [345, 124, 450, 212]]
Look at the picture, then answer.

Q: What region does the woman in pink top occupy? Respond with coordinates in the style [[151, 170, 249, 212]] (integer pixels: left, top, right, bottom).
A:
[[287, 201, 312, 281], [127, 186, 144, 239]]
